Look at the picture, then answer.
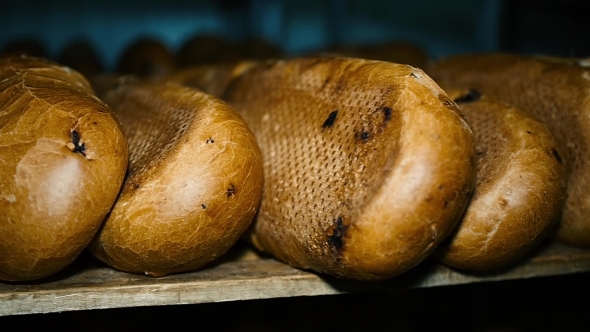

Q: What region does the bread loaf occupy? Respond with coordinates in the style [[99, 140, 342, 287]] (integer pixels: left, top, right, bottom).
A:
[[435, 88, 567, 270], [117, 38, 175, 78], [219, 57, 476, 280], [89, 80, 263, 277], [0, 56, 128, 281], [427, 53, 590, 247]]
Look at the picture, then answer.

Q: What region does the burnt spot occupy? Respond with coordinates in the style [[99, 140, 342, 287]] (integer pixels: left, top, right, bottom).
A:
[[328, 216, 349, 251], [526, 131, 532, 134], [354, 106, 396, 143], [358, 131, 371, 141], [132, 183, 140, 190], [383, 107, 393, 122], [443, 200, 449, 209], [206, 137, 215, 144], [550, 148, 563, 164], [453, 89, 482, 103], [226, 184, 236, 197], [202, 204, 207, 209], [70, 130, 86, 157], [334, 77, 347, 94], [322, 110, 338, 129], [93, 121, 98, 125]]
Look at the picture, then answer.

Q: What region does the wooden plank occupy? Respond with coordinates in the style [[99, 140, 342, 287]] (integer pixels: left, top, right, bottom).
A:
[[1, 241, 589, 316]]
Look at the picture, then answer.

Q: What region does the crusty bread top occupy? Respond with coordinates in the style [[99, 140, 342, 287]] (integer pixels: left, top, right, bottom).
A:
[[90, 81, 263, 276], [427, 53, 590, 246], [222, 57, 476, 280], [0, 56, 128, 281], [435, 89, 566, 270]]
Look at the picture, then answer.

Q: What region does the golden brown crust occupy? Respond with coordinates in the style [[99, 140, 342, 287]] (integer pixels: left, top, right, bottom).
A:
[[0, 55, 129, 281], [434, 89, 567, 270], [88, 82, 263, 277], [221, 57, 476, 280], [427, 53, 590, 247]]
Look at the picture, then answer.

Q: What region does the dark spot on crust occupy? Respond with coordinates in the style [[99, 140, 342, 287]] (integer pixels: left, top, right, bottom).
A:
[[206, 137, 215, 144], [383, 107, 393, 122], [334, 78, 346, 93], [328, 216, 348, 251], [226, 184, 236, 197], [354, 106, 394, 143], [93, 121, 97, 125], [322, 110, 338, 129], [359, 131, 370, 141], [443, 200, 449, 208], [439, 185, 445, 190], [132, 183, 140, 190], [202, 204, 207, 209], [526, 131, 532, 134], [550, 148, 563, 164], [453, 89, 482, 103], [71, 130, 86, 157]]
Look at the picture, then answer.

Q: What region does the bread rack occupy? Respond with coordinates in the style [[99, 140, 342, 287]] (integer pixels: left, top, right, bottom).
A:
[[2, 241, 589, 316]]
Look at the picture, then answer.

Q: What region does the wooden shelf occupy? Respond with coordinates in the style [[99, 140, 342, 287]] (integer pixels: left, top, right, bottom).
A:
[[1, 241, 590, 317]]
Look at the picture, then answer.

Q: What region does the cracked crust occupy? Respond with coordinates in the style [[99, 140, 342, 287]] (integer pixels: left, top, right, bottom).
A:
[[88, 81, 263, 277], [0, 55, 128, 281], [219, 57, 476, 280], [434, 89, 567, 271]]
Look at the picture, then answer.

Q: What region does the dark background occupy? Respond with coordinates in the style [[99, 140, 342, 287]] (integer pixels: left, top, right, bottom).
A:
[[1, 0, 588, 70]]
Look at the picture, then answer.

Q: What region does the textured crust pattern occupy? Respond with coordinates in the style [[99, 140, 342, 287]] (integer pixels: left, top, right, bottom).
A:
[[427, 53, 590, 247], [222, 57, 476, 280], [435, 89, 567, 270], [89, 82, 263, 277]]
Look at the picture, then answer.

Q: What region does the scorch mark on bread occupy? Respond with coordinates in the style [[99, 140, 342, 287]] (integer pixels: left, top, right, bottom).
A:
[[322, 110, 338, 129]]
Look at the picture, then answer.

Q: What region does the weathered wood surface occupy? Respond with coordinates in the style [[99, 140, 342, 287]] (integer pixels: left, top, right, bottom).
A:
[[1, 241, 589, 316]]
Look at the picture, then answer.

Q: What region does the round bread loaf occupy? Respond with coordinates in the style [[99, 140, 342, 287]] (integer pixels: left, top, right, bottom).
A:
[[58, 39, 104, 78], [434, 88, 567, 271], [117, 38, 175, 78], [427, 53, 590, 247], [220, 57, 476, 280], [0, 56, 128, 281], [89, 81, 263, 277], [176, 34, 235, 67]]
